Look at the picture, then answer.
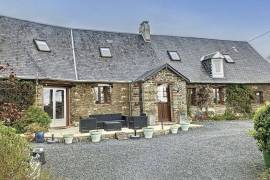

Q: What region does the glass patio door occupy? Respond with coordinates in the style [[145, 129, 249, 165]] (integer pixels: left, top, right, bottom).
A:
[[43, 87, 66, 127]]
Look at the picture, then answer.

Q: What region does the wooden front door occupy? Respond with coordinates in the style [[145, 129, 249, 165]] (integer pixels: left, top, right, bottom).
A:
[[157, 84, 171, 122]]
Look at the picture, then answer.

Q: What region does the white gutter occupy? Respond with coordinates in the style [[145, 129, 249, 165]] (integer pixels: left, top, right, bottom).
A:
[[70, 29, 78, 80]]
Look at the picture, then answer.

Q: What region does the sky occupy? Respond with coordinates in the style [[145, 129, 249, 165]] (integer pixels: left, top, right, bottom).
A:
[[0, 0, 269, 58]]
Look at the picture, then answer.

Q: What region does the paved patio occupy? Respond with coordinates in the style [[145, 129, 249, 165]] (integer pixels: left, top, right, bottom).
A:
[[36, 120, 264, 180], [46, 123, 203, 140]]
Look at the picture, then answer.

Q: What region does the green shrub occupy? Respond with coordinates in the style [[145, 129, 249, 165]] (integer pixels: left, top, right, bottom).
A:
[[0, 123, 57, 179], [252, 102, 270, 152], [257, 168, 270, 180], [20, 106, 51, 133], [25, 122, 48, 133], [0, 123, 31, 179], [209, 111, 239, 121], [226, 84, 253, 114]]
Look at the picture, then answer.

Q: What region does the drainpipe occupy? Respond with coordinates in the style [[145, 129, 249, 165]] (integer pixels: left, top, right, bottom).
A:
[[140, 82, 144, 115], [129, 82, 132, 116], [70, 29, 78, 80]]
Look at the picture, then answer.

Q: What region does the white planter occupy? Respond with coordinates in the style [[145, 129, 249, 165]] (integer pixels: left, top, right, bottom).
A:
[[180, 123, 190, 131], [90, 130, 102, 143], [170, 126, 179, 134], [143, 127, 154, 139], [63, 134, 74, 144]]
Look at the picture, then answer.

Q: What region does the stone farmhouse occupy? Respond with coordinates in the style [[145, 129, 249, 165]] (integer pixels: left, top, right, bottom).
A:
[[1, 16, 270, 127]]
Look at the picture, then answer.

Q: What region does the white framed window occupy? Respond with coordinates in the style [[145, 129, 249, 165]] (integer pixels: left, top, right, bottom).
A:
[[99, 47, 112, 58], [34, 39, 50, 52], [167, 51, 181, 61], [211, 59, 224, 78], [94, 84, 112, 104]]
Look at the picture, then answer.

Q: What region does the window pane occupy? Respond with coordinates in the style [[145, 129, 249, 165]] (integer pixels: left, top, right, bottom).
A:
[[168, 51, 181, 61], [34, 40, 50, 52], [213, 88, 220, 104], [94, 87, 99, 102], [224, 54, 234, 63], [55, 90, 64, 119], [43, 89, 53, 119], [157, 84, 168, 102], [214, 61, 221, 73], [94, 85, 112, 104], [100, 47, 112, 57], [255, 91, 263, 104]]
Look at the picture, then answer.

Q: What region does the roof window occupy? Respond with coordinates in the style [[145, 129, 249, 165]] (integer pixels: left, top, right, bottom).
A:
[[167, 51, 181, 61], [34, 39, 50, 52], [100, 47, 112, 58], [223, 54, 234, 63]]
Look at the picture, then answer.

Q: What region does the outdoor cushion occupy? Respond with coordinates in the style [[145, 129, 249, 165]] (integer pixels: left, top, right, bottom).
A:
[[128, 116, 148, 130], [103, 121, 122, 131], [89, 113, 128, 127], [79, 117, 97, 133]]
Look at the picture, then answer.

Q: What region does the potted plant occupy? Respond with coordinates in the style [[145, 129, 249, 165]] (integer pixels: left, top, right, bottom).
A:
[[26, 123, 48, 143], [143, 127, 154, 139], [170, 124, 180, 134], [90, 130, 102, 143], [180, 122, 190, 131], [21, 106, 51, 142], [252, 103, 270, 168], [180, 112, 190, 131], [63, 134, 74, 144]]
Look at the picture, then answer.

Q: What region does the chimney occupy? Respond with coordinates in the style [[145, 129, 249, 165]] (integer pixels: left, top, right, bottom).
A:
[[139, 21, 151, 42]]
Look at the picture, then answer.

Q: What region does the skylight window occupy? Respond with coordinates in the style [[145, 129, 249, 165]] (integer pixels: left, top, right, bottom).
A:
[[168, 51, 181, 61], [33, 39, 50, 52], [223, 54, 235, 63], [100, 47, 112, 58]]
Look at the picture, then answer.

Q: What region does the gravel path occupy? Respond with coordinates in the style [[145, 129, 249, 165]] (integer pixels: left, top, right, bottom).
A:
[[36, 121, 264, 180]]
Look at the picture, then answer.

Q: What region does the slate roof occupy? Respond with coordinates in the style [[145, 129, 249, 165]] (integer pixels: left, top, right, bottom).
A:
[[1, 15, 270, 84]]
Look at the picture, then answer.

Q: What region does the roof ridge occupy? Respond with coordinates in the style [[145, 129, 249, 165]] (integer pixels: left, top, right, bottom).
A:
[[0, 14, 248, 43]]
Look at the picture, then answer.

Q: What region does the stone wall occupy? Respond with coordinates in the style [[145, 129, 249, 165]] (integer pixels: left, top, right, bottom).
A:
[[35, 84, 43, 108], [70, 83, 129, 122], [130, 83, 141, 116], [187, 84, 270, 117], [140, 69, 187, 125]]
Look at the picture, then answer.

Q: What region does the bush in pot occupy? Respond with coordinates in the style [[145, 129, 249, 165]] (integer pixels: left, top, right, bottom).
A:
[[143, 127, 154, 139], [90, 130, 102, 143], [252, 102, 270, 168], [25, 123, 48, 143], [63, 134, 74, 144], [21, 106, 51, 143], [170, 124, 180, 134]]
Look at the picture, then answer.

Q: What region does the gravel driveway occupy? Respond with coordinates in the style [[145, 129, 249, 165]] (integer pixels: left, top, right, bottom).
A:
[[36, 120, 264, 180]]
